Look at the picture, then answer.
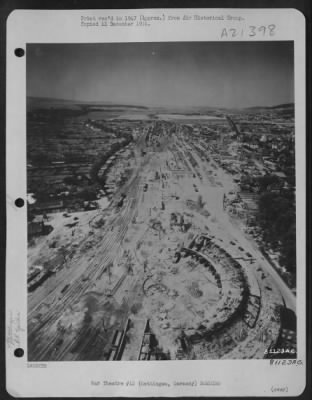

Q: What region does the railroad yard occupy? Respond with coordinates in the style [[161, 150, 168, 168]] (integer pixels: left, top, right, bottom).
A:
[[27, 102, 296, 361]]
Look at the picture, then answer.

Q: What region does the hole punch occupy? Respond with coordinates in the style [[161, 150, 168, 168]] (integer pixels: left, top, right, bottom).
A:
[[15, 198, 24, 208], [14, 48, 25, 57], [14, 348, 24, 358]]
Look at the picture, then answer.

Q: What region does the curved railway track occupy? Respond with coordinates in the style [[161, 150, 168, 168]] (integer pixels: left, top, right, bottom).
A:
[[28, 124, 296, 361]]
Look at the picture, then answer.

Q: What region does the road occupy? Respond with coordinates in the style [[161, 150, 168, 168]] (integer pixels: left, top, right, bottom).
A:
[[191, 143, 296, 313]]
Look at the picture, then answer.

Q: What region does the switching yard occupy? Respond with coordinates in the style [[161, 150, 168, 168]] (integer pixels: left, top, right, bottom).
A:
[[27, 104, 296, 361]]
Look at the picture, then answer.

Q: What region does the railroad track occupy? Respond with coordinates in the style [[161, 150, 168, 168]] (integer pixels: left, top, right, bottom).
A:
[[107, 318, 131, 361], [29, 172, 143, 360], [137, 320, 152, 360]]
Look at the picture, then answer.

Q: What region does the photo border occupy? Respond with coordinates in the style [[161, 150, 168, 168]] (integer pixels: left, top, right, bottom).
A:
[[1, 1, 311, 399]]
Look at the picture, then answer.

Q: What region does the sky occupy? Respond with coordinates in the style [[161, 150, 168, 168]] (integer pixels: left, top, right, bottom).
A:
[[27, 42, 294, 109]]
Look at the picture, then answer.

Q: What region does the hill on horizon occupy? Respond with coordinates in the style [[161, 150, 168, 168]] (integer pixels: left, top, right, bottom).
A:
[[27, 96, 294, 113]]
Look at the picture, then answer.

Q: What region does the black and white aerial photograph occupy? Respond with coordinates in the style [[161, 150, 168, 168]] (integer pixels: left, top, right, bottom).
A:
[[26, 41, 296, 361]]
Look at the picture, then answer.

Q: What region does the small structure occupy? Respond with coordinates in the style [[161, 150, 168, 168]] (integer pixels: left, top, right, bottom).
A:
[[28, 220, 45, 237], [28, 216, 53, 238], [30, 200, 64, 214]]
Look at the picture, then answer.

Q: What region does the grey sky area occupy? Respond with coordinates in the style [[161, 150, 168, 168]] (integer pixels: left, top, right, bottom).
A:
[[27, 41, 294, 108]]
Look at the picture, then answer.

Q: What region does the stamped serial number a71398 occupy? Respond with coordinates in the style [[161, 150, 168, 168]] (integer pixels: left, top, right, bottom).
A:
[[221, 25, 276, 38]]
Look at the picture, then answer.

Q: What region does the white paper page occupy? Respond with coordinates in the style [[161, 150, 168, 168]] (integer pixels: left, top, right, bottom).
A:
[[6, 8, 306, 397]]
